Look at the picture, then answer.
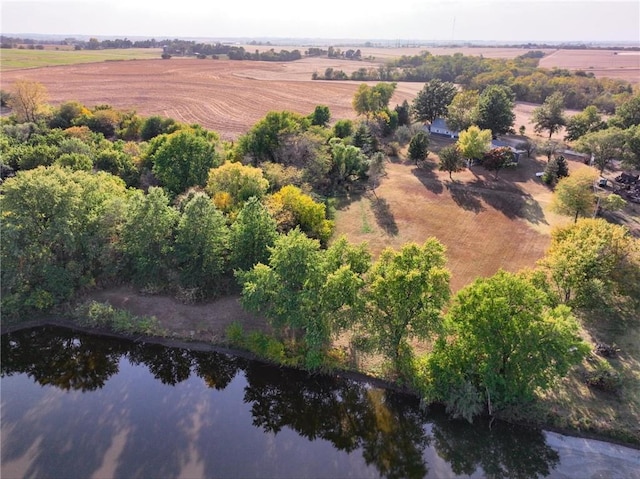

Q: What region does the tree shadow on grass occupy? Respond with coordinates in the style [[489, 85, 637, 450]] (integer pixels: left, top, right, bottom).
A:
[[446, 182, 485, 214], [451, 179, 548, 225], [411, 161, 444, 195], [371, 197, 399, 236]]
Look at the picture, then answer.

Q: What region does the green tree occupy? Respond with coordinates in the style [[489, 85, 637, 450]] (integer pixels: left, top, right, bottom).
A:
[[408, 131, 430, 164], [531, 92, 566, 138], [446, 90, 479, 133], [427, 270, 588, 420], [120, 187, 179, 288], [268, 185, 334, 244], [363, 240, 450, 375], [623, 124, 640, 169], [150, 129, 221, 195], [539, 218, 639, 304], [174, 192, 229, 297], [205, 161, 269, 211], [329, 137, 368, 186], [609, 94, 640, 129], [229, 197, 278, 271], [94, 148, 139, 187], [438, 145, 465, 180], [309, 105, 331, 127], [575, 127, 628, 173], [564, 105, 606, 141], [541, 155, 569, 185], [395, 99, 411, 126], [55, 152, 93, 171], [1, 166, 128, 315], [482, 146, 515, 179], [140, 115, 178, 141], [457, 125, 492, 162], [49, 101, 88, 129], [352, 82, 397, 116], [238, 230, 370, 368], [475, 85, 515, 136], [237, 111, 310, 163], [551, 168, 597, 222], [333, 119, 354, 138], [412, 79, 457, 124]]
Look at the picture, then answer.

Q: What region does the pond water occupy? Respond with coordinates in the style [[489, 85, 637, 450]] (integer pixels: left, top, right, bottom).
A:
[[1, 326, 639, 479]]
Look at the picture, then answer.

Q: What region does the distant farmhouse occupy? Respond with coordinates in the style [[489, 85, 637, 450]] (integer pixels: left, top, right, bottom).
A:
[[427, 118, 525, 162], [428, 118, 459, 139]]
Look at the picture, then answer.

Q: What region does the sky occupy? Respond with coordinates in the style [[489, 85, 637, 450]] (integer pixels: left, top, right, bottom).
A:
[[2, 0, 639, 43]]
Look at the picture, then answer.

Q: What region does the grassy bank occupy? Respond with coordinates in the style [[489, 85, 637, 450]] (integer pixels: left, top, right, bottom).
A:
[[2, 297, 638, 448]]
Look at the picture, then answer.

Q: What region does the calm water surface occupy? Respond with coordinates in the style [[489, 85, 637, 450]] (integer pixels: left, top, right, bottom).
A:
[[1, 326, 639, 479]]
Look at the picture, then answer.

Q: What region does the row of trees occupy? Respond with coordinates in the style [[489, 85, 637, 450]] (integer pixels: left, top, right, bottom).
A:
[[313, 50, 634, 112]]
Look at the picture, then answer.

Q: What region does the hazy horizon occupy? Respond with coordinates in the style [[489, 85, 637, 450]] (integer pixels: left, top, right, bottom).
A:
[[2, 0, 639, 44]]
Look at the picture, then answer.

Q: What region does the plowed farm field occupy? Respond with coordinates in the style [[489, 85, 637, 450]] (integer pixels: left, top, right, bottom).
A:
[[0, 58, 423, 141]]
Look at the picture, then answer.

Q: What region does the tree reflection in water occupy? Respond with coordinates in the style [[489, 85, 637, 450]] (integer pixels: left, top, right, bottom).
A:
[[2, 326, 561, 479]]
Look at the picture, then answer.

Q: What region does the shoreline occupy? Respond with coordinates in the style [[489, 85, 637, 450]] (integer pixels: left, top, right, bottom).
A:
[[3, 316, 639, 451]]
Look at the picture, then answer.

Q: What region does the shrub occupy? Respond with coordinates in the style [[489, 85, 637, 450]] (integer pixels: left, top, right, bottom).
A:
[[585, 358, 622, 393], [75, 300, 160, 335]]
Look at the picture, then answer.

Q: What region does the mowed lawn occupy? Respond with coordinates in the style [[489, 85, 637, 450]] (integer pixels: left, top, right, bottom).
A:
[[0, 48, 163, 71], [333, 136, 578, 292]]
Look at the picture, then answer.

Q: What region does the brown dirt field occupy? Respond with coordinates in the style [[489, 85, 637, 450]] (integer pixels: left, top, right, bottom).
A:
[[539, 49, 640, 84], [0, 58, 420, 141]]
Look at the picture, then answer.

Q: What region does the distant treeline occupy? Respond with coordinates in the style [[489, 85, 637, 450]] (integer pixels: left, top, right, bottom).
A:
[[0, 36, 304, 61], [313, 51, 635, 112]]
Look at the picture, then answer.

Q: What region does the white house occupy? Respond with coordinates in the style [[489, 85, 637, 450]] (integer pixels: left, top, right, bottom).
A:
[[428, 118, 459, 138]]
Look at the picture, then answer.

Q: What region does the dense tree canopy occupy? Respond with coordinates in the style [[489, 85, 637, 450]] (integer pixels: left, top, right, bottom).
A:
[[174, 192, 229, 297], [363, 240, 450, 375], [564, 105, 606, 142], [426, 270, 588, 421], [206, 161, 269, 211], [475, 85, 515, 137], [1, 166, 128, 315], [446, 90, 479, 133], [352, 83, 397, 116], [457, 126, 492, 161], [237, 111, 310, 163], [120, 187, 179, 288], [412, 79, 457, 124], [150, 129, 221, 195], [539, 218, 640, 305], [229, 197, 279, 272], [238, 230, 370, 368]]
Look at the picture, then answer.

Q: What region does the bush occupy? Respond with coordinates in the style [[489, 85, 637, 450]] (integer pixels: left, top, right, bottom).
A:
[[75, 300, 161, 335], [585, 359, 622, 393]]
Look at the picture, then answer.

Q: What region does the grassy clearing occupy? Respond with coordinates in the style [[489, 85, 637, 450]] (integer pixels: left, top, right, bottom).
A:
[[0, 48, 162, 71], [333, 141, 561, 292]]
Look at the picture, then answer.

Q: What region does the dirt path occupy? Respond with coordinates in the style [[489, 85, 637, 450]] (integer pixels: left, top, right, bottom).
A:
[[86, 286, 267, 342]]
